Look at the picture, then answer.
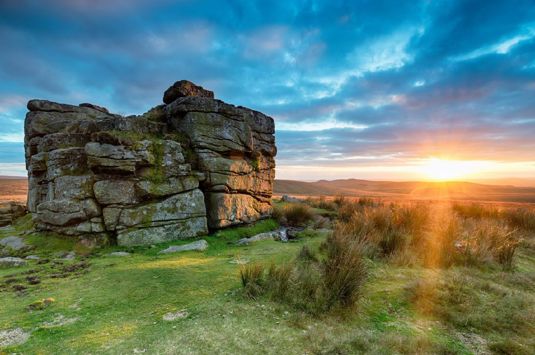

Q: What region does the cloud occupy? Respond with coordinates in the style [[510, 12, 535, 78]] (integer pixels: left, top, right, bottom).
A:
[[0, 0, 534, 179]]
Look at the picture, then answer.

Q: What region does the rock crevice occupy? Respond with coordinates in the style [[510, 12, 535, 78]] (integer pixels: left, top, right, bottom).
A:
[[24, 80, 276, 246]]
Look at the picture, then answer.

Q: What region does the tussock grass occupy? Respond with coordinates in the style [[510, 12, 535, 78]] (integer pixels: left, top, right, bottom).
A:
[[272, 202, 314, 227], [240, 229, 368, 314], [333, 200, 522, 269]]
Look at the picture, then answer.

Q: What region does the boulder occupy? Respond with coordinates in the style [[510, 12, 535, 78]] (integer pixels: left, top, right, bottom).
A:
[[93, 180, 139, 205], [24, 80, 276, 245], [0, 202, 26, 227], [0, 257, 27, 267], [206, 193, 272, 228], [0, 236, 27, 251], [163, 80, 214, 104], [236, 231, 279, 245], [159, 239, 208, 253], [117, 217, 208, 246], [108, 251, 130, 257], [35, 199, 100, 227], [136, 176, 198, 198]]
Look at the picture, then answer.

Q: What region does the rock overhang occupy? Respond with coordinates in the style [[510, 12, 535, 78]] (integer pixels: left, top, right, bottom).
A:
[[24, 80, 276, 246]]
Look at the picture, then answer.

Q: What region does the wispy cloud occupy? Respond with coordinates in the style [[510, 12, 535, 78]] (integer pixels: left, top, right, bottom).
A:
[[0, 0, 534, 179]]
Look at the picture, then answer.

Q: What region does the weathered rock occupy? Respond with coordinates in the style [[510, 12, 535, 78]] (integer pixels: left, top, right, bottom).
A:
[[117, 218, 208, 246], [111, 189, 206, 230], [54, 175, 94, 200], [36, 199, 100, 227], [108, 251, 130, 257], [159, 240, 208, 254], [207, 193, 272, 228], [0, 328, 31, 347], [24, 80, 276, 245], [93, 180, 139, 205], [25, 255, 40, 260], [79, 102, 109, 114], [236, 231, 279, 245], [163, 80, 214, 104], [0, 202, 26, 227], [162, 310, 189, 321], [0, 236, 27, 251], [0, 257, 27, 267], [281, 195, 301, 203], [136, 176, 198, 198]]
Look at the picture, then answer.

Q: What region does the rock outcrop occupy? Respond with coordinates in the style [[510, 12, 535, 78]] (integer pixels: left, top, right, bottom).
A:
[[24, 80, 276, 246], [0, 202, 26, 227]]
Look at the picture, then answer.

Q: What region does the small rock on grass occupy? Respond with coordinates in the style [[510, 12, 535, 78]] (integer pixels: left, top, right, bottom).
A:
[[108, 251, 131, 257], [63, 251, 76, 260], [25, 255, 40, 260], [0, 236, 27, 251], [27, 298, 55, 311], [229, 258, 249, 265], [41, 314, 79, 328], [163, 310, 189, 321], [159, 240, 208, 254], [0, 328, 30, 347], [236, 229, 286, 245], [0, 257, 27, 267]]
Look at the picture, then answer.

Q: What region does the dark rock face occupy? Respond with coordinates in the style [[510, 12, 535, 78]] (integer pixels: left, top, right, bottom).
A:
[[24, 80, 276, 246], [163, 80, 214, 104]]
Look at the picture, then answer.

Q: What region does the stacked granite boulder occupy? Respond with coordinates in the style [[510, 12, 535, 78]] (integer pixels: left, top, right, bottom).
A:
[[24, 80, 276, 246], [0, 202, 26, 227]]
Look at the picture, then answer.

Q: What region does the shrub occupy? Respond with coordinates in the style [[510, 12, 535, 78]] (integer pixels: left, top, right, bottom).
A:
[[322, 231, 368, 309], [503, 208, 535, 233], [337, 201, 360, 222], [265, 263, 292, 299], [240, 263, 265, 298], [357, 197, 378, 207], [395, 204, 430, 246], [453, 219, 520, 269], [273, 203, 313, 227], [241, 233, 368, 314], [453, 203, 500, 219]]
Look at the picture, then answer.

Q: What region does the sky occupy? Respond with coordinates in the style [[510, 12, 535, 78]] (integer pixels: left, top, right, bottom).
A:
[[0, 0, 534, 181]]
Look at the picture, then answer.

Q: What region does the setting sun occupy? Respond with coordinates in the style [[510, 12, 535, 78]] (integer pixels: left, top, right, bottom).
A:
[[420, 158, 479, 181]]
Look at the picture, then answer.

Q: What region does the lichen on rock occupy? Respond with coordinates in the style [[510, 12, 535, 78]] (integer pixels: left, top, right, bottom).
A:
[[24, 80, 276, 246]]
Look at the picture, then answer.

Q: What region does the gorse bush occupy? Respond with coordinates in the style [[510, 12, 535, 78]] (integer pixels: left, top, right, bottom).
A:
[[240, 230, 368, 314]]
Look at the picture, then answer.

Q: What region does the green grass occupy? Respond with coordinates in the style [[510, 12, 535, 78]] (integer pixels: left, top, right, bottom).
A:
[[1, 213, 535, 353]]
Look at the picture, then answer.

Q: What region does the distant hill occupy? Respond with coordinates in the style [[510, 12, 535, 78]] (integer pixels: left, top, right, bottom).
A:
[[274, 179, 535, 204]]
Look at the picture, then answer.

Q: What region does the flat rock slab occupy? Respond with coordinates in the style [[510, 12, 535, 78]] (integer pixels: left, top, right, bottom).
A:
[[0, 257, 27, 267], [0, 236, 26, 251], [159, 240, 208, 254], [25, 255, 40, 260], [162, 310, 189, 321], [0, 328, 30, 347], [109, 251, 131, 257], [236, 229, 286, 245]]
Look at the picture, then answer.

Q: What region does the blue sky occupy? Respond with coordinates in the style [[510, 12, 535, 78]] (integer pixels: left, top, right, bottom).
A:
[[1, 0, 534, 180]]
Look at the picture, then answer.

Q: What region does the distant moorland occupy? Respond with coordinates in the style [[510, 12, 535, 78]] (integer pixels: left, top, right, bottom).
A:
[[275, 179, 535, 204], [3, 177, 535, 204]]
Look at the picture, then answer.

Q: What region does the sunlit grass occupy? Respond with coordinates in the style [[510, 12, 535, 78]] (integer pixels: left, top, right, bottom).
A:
[[1, 202, 534, 353]]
